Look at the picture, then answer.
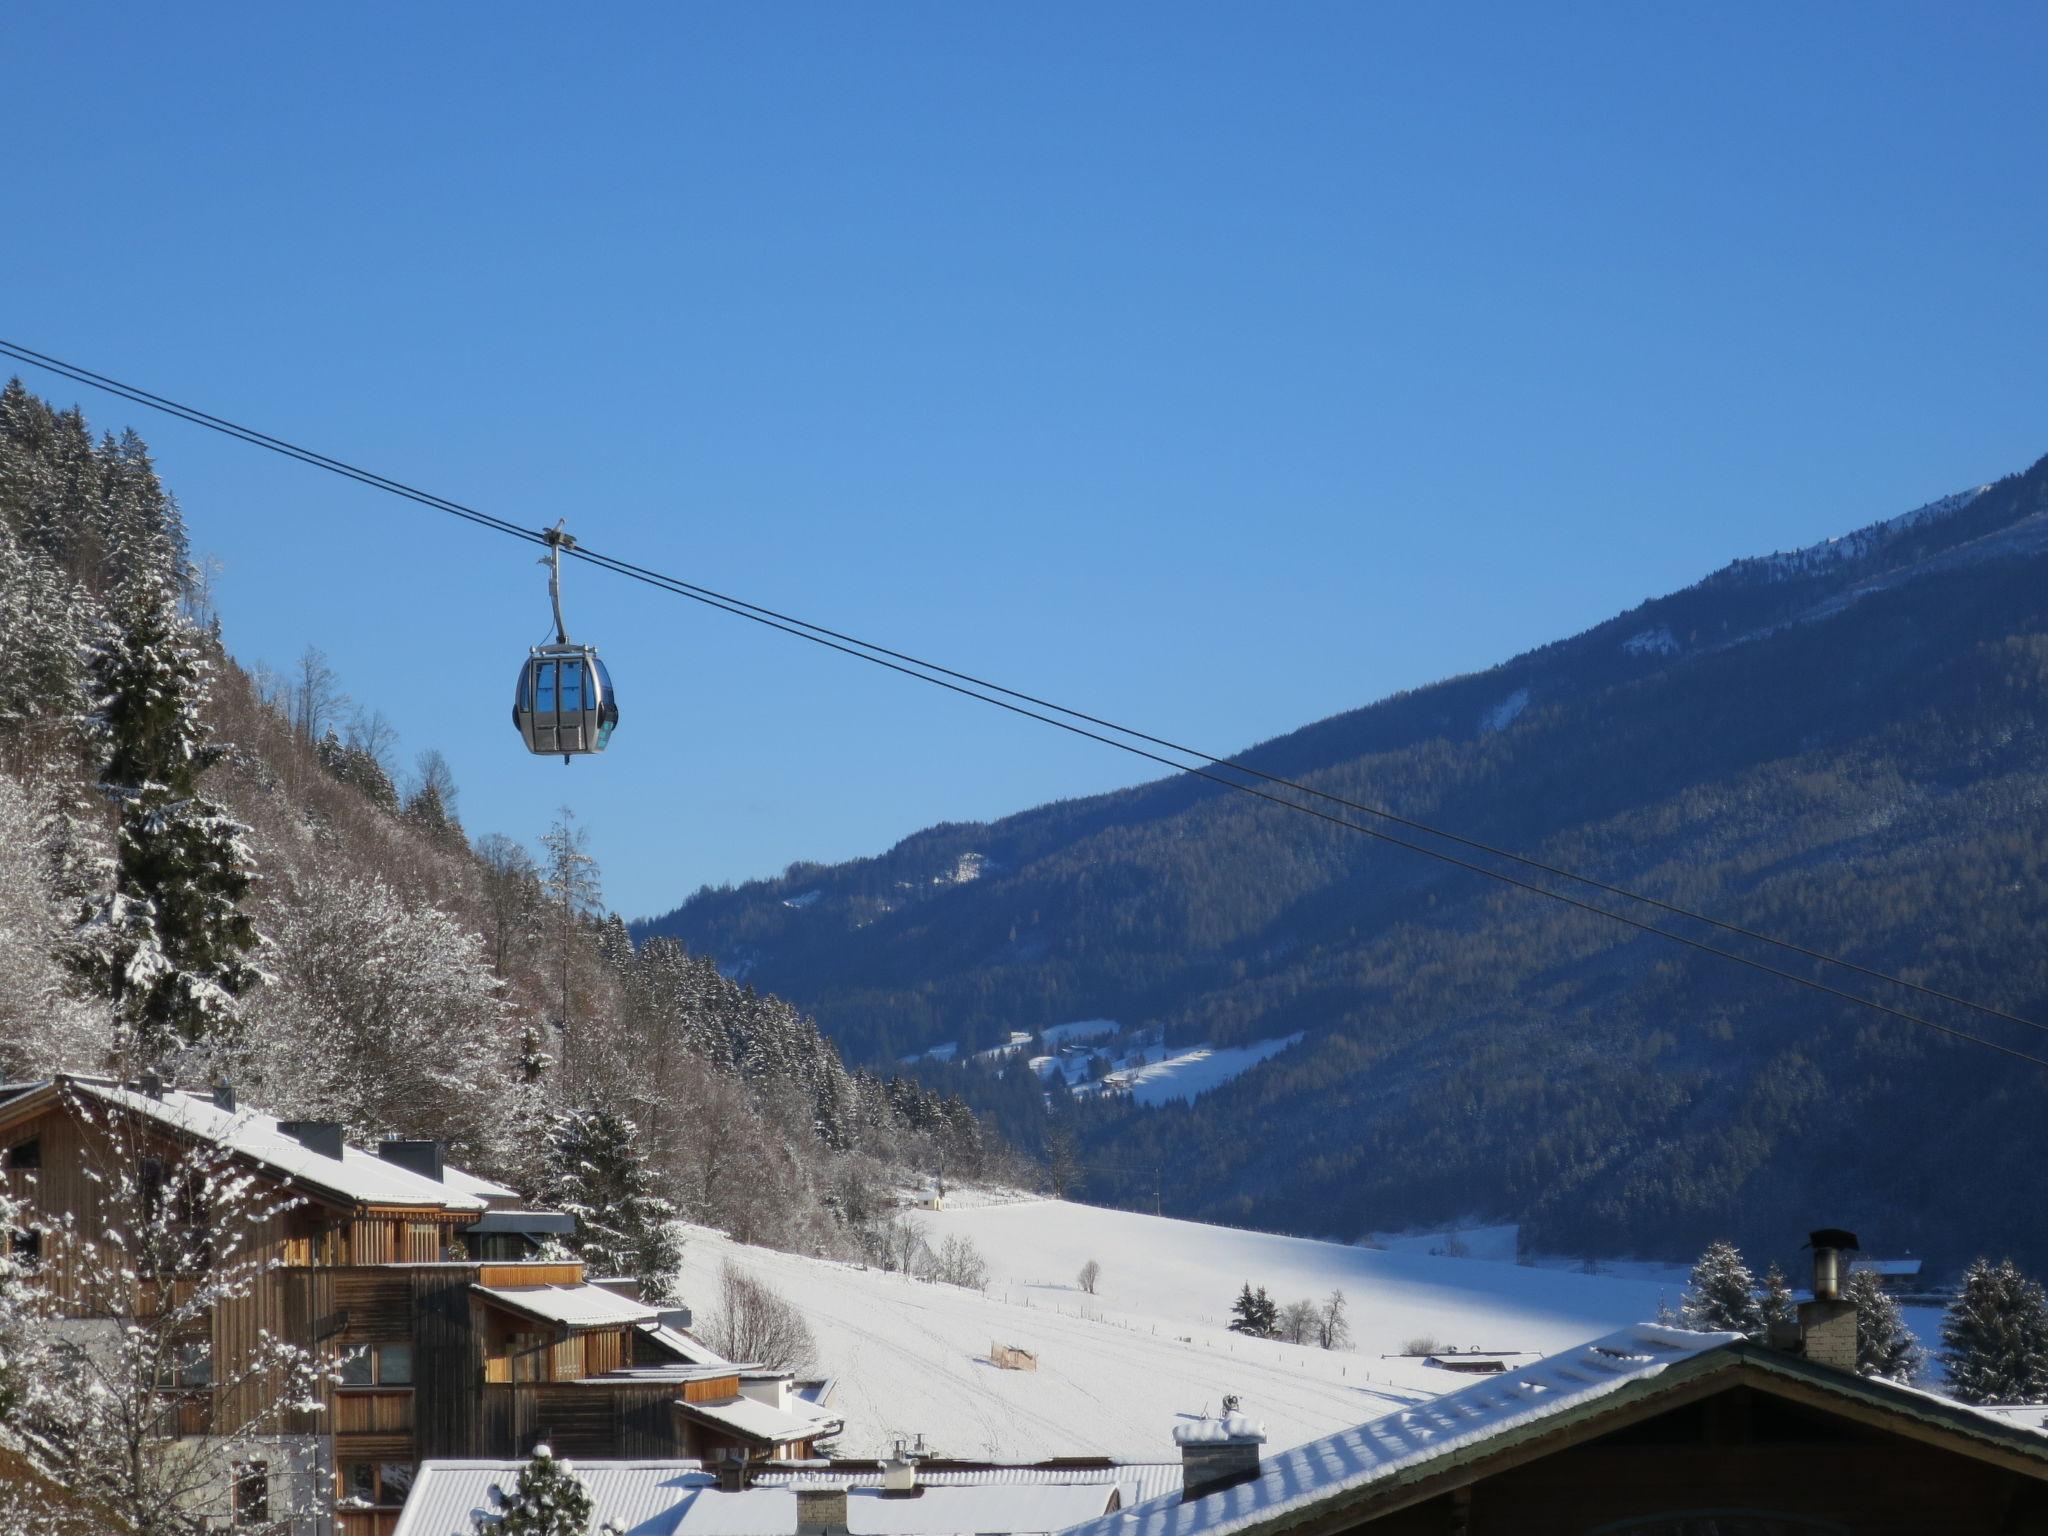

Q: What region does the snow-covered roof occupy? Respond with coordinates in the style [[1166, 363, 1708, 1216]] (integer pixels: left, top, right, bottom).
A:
[[42, 1078, 490, 1212], [674, 1392, 840, 1446], [473, 1283, 661, 1329], [638, 1322, 734, 1367], [1058, 1324, 1740, 1536], [393, 1461, 1137, 1536], [751, 1464, 1183, 1506], [1848, 1256, 1923, 1277]]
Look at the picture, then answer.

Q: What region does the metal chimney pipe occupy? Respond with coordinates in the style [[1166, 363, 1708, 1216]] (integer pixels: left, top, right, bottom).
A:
[[1807, 1227, 1859, 1301]]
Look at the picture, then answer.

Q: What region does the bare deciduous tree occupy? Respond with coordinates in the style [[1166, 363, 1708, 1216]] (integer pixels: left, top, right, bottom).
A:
[[1077, 1258, 1102, 1295], [703, 1262, 817, 1374], [1316, 1288, 1351, 1350], [923, 1233, 989, 1292], [1277, 1298, 1319, 1345]]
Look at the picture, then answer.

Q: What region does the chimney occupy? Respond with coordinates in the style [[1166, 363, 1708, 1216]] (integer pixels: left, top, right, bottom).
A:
[[137, 1072, 166, 1100], [211, 1081, 236, 1113], [716, 1453, 750, 1494], [880, 1439, 919, 1496], [658, 1306, 693, 1333], [794, 1482, 849, 1535], [278, 1121, 345, 1160], [1175, 1413, 1266, 1501], [376, 1139, 443, 1181], [1799, 1227, 1860, 1372]]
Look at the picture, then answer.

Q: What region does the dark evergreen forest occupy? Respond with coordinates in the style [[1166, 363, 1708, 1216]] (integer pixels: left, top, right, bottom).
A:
[[642, 454, 2048, 1274]]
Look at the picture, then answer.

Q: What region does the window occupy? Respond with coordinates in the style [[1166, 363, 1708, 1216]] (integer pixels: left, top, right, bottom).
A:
[[338, 1341, 415, 1386], [337, 1344, 374, 1387], [157, 1336, 213, 1390], [5, 1137, 38, 1170], [342, 1461, 414, 1509], [378, 1342, 414, 1385], [231, 1462, 269, 1528], [378, 1461, 415, 1505], [7, 1229, 39, 1269], [509, 1330, 548, 1384], [344, 1461, 376, 1505]]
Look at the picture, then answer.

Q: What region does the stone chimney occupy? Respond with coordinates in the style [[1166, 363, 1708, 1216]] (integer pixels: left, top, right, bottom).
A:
[[376, 1139, 443, 1181], [794, 1482, 850, 1535], [279, 1121, 345, 1160], [211, 1081, 236, 1113], [716, 1453, 749, 1494], [1798, 1227, 1860, 1372], [1175, 1413, 1266, 1501]]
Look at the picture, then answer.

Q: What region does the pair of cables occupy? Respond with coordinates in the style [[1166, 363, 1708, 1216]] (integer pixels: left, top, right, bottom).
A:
[[2, 337, 2043, 1071]]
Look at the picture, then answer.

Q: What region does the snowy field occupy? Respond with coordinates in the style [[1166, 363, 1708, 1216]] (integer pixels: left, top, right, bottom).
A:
[[676, 1197, 1683, 1462], [1075, 1034, 1305, 1106]]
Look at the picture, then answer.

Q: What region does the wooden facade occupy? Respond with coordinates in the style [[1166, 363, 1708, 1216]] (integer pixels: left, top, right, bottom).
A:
[[0, 1079, 722, 1533], [1195, 1348, 2048, 1536]]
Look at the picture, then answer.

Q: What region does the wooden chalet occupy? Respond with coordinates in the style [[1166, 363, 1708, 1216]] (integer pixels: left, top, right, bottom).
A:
[[0, 1077, 838, 1536], [1064, 1324, 2048, 1536]]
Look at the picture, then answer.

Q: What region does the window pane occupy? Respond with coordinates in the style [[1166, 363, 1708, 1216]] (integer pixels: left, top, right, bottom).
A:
[[177, 1339, 213, 1389], [7, 1138, 38, 1170], [338, 1345, 373, 1386], [233, 1462, 270, 1527], [379, 1461, 416, 1505], [559, 658, 584, 710], [346, 1462, 376, 1504], [378, 1342, 414, 1385], [535, 661, 557, 712]]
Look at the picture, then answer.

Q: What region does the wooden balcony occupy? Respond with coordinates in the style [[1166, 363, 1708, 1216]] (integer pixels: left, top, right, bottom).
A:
[[333, 1390, 414, 1434]]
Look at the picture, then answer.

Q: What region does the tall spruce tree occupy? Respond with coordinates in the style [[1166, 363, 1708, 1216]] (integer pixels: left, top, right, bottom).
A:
[[1678, 1240, 1765, 1337], [1229, 1283, 1278, 1338], [1759, 1262, 1797, 1338], [79, 569, 261, 1063], [1844, 1270, 1922, 1383], [545, 1107, 684, 1303], [1941, 1258, 2048, 1405]]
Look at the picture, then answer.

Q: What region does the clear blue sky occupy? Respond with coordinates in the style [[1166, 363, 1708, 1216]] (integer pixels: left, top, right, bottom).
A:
[[6, 3, 2045, 918]]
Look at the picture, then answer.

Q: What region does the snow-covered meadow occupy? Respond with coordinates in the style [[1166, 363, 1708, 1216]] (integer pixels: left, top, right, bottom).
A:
[[676, 1196, 1684, 1462]]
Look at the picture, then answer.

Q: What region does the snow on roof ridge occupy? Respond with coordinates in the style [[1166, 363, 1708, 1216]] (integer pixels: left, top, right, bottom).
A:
[[1173, 1414, 1266, 1446], [55, 1076, 491, 1212], [1060, 1323, 1739, 1536]]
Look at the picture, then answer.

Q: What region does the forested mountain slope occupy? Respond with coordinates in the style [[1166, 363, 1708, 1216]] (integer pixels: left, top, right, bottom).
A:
[[640, 453, 2048, 1273], [0, 378, 1000, 1268]]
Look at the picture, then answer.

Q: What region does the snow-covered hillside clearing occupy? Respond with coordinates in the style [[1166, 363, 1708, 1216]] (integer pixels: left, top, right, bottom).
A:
[[677, 1197, 1681, 1462]]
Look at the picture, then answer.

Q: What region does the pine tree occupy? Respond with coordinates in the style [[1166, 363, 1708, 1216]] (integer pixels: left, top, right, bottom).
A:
[[1844, 1270, 1922, 1384], [1940, 1258, 2048, 1405], [1229, 1282, 1278, 1338], [78, 570, 262, 1064], [1678, 1240, 1764, 1338], [474, 1444, 595, 1536], [1759, 1262, 1796, 1337], [545, 1107, 684, 1303]]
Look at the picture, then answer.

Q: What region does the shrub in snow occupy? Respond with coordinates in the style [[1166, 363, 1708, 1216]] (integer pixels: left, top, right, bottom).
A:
[[475, 1444, 595, 1536], [1941, 1258, 2048, 1405]]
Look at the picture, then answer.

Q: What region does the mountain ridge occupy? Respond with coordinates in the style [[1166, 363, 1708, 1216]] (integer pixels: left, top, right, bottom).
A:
[[638, 451, 2048, 1270]]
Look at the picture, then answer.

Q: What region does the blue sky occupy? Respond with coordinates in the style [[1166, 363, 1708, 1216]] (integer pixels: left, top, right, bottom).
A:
[[5, 3, 2045, 918]]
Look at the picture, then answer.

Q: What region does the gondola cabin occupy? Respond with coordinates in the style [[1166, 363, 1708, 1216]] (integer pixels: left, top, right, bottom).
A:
[[514, 643, 618, 759]]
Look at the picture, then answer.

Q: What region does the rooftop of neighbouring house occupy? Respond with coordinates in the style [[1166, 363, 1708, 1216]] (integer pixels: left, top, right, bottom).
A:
[[0, 1074, 518, 1213], [391, 1458, 1181, 1536]]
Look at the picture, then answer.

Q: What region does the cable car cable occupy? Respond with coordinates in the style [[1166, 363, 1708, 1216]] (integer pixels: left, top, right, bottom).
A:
[[4, 338, 2045, 1070]]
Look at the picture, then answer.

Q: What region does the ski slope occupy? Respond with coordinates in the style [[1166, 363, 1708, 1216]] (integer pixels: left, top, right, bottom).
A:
[[676, 1198, 1678, 1463]]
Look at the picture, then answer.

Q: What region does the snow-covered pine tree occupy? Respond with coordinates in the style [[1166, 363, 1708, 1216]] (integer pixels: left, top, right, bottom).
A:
[[1940, 1258, 2048, 1404], [78, 569, 262, 1065], [1678, 1240, 1764, 1338], [1758, 1261, 1796, 1338], [473, 1444, 596, 1536], [1844, 1269, 1922, 1383], [545, 1107, 684, 1303]]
